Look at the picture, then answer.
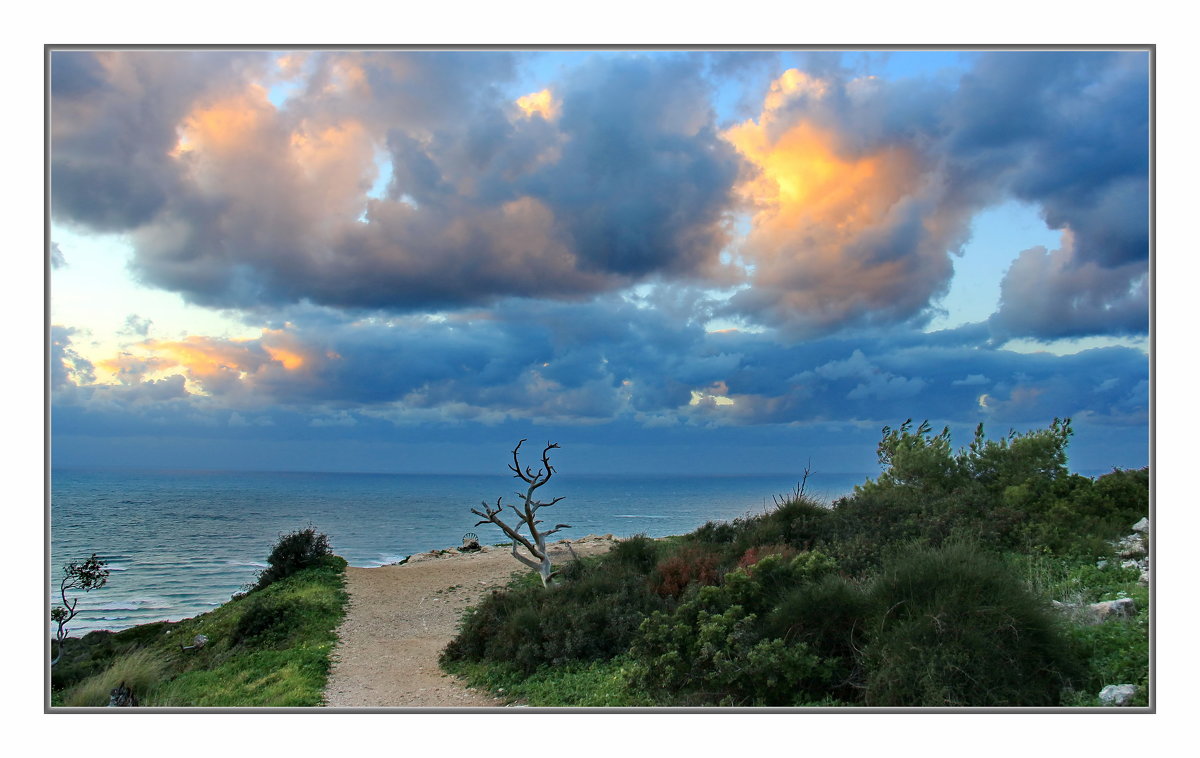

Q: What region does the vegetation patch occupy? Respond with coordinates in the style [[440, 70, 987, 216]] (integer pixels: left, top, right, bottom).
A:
[[51, 530, 348, 708], [444, 419, 1150, 708]]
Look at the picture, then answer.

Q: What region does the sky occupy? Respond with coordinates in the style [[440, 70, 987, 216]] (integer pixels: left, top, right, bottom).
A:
[[47, 47, 1151, 476]]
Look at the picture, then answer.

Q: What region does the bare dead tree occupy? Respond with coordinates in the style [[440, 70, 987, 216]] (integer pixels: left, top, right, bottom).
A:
[[471, 439, 571, 586]]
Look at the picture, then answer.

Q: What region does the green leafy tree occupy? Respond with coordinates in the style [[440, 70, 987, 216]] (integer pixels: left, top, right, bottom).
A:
[[875, 419, 960, 490], [50, 553, 109, 665], [962, 417, 1073, 491]]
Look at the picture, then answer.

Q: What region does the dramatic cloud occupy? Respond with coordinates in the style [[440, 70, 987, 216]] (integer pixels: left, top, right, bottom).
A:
[[49, 50, 1150, 474], [721, 52, 1148, 338], [722, 69, 967, 334], [51, 51, 266, 231], [943, 52, 1150, 339], [53, 51, 738, 312], [56, 292, 1148, 436], [988, 234, 1149, 340], [51, 50, 1147, 340]]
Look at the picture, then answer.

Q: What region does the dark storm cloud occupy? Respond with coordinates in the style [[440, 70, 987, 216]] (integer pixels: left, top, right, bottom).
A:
[[988, 244, 1149, 340], [52, 51, 737, 313], [50, 50, 264, 231], [942, 51, 1150, 339], [522, 56, 740, 277]]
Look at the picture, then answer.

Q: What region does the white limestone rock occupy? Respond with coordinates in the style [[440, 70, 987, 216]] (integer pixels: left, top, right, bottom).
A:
[[1098, 684, 1139, 706], [1089, 597, 1136, 623]]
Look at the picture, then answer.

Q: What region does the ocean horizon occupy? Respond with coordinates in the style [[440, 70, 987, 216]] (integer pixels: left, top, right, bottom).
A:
[[49, 466, 871, 635]]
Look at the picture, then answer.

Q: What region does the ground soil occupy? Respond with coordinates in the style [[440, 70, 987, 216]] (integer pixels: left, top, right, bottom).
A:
[[323, 536, 616, 708]]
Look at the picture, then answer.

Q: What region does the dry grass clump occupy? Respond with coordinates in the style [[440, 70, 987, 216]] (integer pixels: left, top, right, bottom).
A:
[[61, 647, 170, 707]]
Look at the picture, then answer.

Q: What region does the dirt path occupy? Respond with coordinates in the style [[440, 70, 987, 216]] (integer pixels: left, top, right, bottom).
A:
[[323, 536, 616, 708]]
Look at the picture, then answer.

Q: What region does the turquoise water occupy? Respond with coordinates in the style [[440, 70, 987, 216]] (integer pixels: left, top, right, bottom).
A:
[[48, 467, 869, 634]]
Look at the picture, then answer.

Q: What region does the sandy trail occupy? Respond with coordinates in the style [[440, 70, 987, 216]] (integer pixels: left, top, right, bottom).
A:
[[323, 536, 615, 708]]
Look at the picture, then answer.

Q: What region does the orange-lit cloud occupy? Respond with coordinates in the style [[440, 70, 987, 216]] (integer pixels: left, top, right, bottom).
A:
[[94, 329, 326, 396], [169, 85, 375, 225], [516, 88, 560, 120], [259, 328, 313, 371], [721, 69, 959, 334]]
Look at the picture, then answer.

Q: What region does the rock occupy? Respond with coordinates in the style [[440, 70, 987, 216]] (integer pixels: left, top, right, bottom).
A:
[[181, 633, 209, 651], [1098, 684, 1139, 706], [1132, 517, 1149, 534], [1115, 534, 1147, 558], [1096, 559, 1109, 569], [1089, 598, 1136, 623], [107, 681, 138, 707], [1139, 569, 1149, 586]]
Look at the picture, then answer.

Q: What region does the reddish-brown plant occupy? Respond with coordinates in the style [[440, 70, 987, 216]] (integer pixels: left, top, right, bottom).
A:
[[653, 546, 724, 598], [737, 543, 799, 573]]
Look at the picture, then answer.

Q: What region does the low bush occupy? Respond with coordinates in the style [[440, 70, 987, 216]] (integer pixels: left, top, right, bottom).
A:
[[255, 526, 334, 589], [629, 553, 843, 706], [442, 547, 669, 673], [763, 573, 872, 701], [445, 656, 655, 707], [862, 541, 1081, 707], [1064, 610, 1150, 706], [733, 496, 831, 555], [604, 533, 663, 574]]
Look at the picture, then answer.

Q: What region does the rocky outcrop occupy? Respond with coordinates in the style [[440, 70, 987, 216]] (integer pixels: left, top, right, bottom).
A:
[[1100, 518, 1150, 586]]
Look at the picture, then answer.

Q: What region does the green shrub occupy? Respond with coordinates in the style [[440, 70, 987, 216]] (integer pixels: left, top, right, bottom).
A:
[[442, 551, 668, 673], [605, 534, 663, 574], [255, 526, 333, 589], [1064, 611, 1149, 705], [731, 497, 831, 555], [629, 553, 843, 706], [233, 592, 301, 646], [688, 519, 738, 545], [446, 655, 656, 707], [630, 601, 828, 706], [1029, 468, 1149, 554], [862, 541, 1081, 706], [234, 560, 348, 648], [763, 573, 872, 701]]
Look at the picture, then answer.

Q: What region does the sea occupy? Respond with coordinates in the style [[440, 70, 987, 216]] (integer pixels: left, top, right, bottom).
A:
[[48, 467, 870, 635]]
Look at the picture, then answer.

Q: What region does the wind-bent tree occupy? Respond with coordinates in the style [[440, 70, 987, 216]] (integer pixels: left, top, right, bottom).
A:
[[472, 439, 572, 586], [50, 553, 109, 665]]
